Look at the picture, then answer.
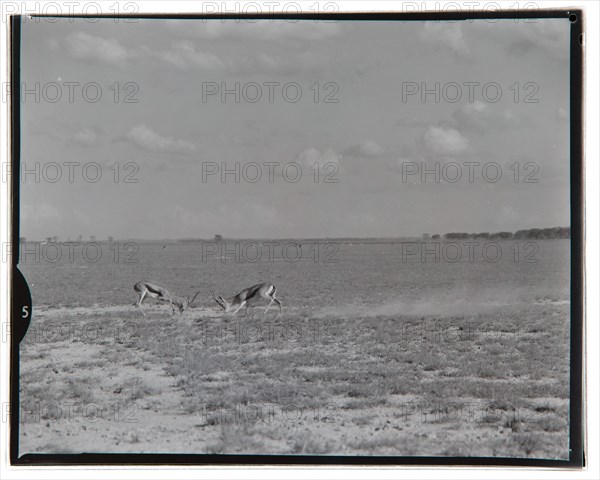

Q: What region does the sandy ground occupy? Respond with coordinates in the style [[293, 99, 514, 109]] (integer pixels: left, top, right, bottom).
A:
[[18, 301, 570, 458]]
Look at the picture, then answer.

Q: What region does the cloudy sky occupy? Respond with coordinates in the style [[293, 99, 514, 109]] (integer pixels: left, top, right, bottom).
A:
[[20, 17, 571, 240]]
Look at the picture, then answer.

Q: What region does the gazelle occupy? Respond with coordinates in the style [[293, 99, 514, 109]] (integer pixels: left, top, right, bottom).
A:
[[133, 281, 201, 316], [210, 282, 282, 316]]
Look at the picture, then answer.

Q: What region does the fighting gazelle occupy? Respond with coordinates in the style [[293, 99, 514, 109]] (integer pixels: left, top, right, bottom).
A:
[[133, 281, 201, 316], [211, 282, 282, 316]]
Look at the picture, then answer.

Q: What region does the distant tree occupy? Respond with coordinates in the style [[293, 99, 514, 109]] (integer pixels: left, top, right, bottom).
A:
[[90, 235, 96, 242], [473, 232, 490, 239], [108, 236, 114, 243], [444, 232, 470, 240], [422, 233, 430, 239], [514, 230, 528, 239], [490, 232, 513, 240], [52, 235, 59, 243], [19, 237, 26, 243], [214, 234, 223, 243], [45, 237, 52, 243], [431, 234, 440, 240], [77, 234, 83, 242], [442, 227, 569, 242], [541, 228, 558, 239]]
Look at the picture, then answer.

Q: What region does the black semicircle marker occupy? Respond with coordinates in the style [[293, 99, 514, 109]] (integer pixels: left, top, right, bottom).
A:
[[12, 268, 32, 344]]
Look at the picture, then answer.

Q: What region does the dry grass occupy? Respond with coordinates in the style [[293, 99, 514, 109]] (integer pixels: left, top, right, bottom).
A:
[[18, 240, 571, 458]]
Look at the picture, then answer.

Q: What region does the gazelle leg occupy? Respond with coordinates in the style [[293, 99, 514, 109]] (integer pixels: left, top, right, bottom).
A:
[[138, 295, 147, 316], [232, 301, 246, 316], [135, 291, 147, 315], [265, 296, 282, 313], [135, 290, 147, 308], [264, 298, 275, 314]]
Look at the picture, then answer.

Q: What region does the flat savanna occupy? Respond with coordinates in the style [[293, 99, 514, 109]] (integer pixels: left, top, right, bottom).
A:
[[18, 240, 570, 458]]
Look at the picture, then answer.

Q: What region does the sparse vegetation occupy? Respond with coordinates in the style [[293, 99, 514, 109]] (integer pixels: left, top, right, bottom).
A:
[[443, 226, 570, 240], [19, 239, 570, 458]]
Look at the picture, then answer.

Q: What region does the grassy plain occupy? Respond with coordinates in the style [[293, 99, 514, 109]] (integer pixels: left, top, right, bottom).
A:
[[18, 239, 571, 458]]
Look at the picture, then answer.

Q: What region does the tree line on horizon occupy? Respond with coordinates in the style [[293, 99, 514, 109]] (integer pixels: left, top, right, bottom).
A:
[[427, 226, 571, 241]]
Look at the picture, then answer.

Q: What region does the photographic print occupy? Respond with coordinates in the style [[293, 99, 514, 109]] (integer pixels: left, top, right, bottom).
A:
[[8, 7, 583, 466]]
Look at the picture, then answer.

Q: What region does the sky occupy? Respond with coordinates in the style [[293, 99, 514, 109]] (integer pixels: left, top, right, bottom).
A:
[[18, 17, 571, 240]]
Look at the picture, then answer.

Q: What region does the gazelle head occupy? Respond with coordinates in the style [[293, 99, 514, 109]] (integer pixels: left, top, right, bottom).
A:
[[210, 290, 231, 313], [179, 290, 202, 314]]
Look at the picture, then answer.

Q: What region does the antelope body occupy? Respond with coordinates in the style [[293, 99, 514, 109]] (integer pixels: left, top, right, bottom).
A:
[[211, 282, 282, 315], [133, 281, 200, 316]]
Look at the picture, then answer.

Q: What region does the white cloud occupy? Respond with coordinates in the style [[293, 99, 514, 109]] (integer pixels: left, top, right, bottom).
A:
[[125, 124, 196, 155], [422, 126, 469, 156], [501, 20, 570, 59], [26, 119, 106, 148], [217, 131, 262, 147], [504, 38, 536, 57], [167, 20, 344, 43], [420, 23, 469, 56], [65, 31, 132, 66], [240, 51, 326, 75], [67, 127, 103, 147], [296, 147, 341, 173], [64, 31, 226, 71], [140, 41, 327, 75], [63, 26, 334, 76], [343, 140, 386, 158], [387, 155, 417, 175], [143, 41, 228, 71], [452, 100, 523, 133]]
